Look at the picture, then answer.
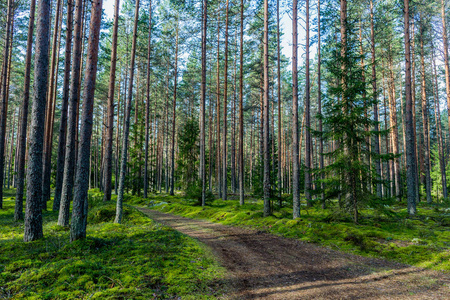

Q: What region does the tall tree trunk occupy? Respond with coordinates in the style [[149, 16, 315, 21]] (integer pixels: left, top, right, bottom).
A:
[[58, 0, 85, 226], [411, 20, 420, 202], [216, 11, 222, 198], [442, 0, 450, 159], [200, 0, 207, 205], [370, 0, 381, 198], [276, 0, 282, 204], [304, 0, 311, 207], [103, 0, 120, 202], [70, 0, 103, 241], [53, 0, 74, 211], [144, 0, 153, 199], [403, 0, 417, 215], [292, 0, 300, 219], [420, 18, 431, 204], [15, 0, 36, 220], [115, 77, 122, 195], [388, 55, 401, 200], [239, 0, 244, 205], [0, 0, 14, 208], [318, 0, 324, 207], [115, 0, 139, 224], [222, 0, 230, 200], [41, 0, 63, 209], [432, 46, 448, 200], [24, 0, 50, 241], [170, 19, 179, 196], [263, 0, 270, 216]]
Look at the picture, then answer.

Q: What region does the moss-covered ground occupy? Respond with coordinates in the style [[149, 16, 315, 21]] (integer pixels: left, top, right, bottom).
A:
[[128, 193, 450, 272], [0, 189, 226, 299]]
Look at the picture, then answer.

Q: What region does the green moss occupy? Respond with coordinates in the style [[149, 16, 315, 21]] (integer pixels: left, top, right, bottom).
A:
[[141, 194, 450, 272], [0, 189, 226, 299]]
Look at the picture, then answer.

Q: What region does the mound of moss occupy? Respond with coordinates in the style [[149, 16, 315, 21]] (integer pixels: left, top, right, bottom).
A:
[[0, 189, 226, 299]]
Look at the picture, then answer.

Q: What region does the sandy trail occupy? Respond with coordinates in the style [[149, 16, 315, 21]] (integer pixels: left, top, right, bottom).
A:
[[136, 207, 449, 300]]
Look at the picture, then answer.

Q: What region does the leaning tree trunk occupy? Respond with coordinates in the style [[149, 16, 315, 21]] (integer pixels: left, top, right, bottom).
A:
[[58, 0, 84, 226], [263, 0, 270, 217], [24, 0, 50, 242], [15, 0, 36, 220], [115, 0, 140, 224], [403, 0, 417, 215], [0, 0, 14, 209], [53, 0, 74, 211], [70, 0, 103, 241], [102, 0, 120, 202], [292, 0, 300, 219]]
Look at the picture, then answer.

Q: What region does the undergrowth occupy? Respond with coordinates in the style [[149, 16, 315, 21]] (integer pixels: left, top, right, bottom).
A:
[[130, 193, 450, 272], [0, 189, 226, 299]]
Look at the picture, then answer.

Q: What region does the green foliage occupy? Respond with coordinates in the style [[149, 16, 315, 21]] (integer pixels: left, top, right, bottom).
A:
[[184, 182, 215, 206], [0, 189, 225, 299], [177, 117, 199, 189], [144, 195, 450, 272], [316, 3, 392, 222]]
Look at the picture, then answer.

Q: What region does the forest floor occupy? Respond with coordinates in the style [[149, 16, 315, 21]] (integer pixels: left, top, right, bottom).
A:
[[0, 190, 227, 299], [137, 207, 450, 299]]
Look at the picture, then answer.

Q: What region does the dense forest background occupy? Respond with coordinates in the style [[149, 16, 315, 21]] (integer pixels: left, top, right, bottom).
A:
[[0, 0, 450, 242]]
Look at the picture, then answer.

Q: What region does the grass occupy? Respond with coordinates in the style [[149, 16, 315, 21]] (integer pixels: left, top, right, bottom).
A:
[[0, 189, 226, 299], [128, 193, 450, 272]]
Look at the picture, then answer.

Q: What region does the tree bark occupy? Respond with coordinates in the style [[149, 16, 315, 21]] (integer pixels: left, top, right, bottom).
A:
[[170, 18, 179, 196], [70, 0, 103, 241], [53, 0, 74, 211], [15, 0, 36, 220], [441, 0, 450, 161], [222, 0, 230, 200], [58, 0, 85, 226], [388, 55, 401, 200], [370, 0, 381, 198], [115, 0, 139, 224], [41, 0, 63, 209], [292, 0, 300, 219], [239, 0, 244, 205], [0, 0, 14, 208], [200, 0, 207, 205], [304, 0, 311, 206], [276, 0, 282, 204], [102, 0, 120, 202], [318, 0, 324, 207], [24, 0, 50, 241], [263, 0, 270, 216], [144, 0, 153, 199], [216, 11, 222, 198], [419, 17, 431, 204], [403, 0, 417, 215]]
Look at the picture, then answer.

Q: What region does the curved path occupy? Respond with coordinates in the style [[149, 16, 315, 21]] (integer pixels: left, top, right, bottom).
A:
[[136, 207, 449, 300]]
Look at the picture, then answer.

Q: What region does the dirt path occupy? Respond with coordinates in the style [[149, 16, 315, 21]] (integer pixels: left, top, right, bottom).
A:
[[136, 207, 449, 300]]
